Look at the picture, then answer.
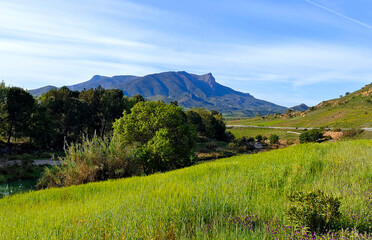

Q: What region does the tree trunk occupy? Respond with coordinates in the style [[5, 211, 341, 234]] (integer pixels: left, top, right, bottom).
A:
[[7, 119, 13, 153]]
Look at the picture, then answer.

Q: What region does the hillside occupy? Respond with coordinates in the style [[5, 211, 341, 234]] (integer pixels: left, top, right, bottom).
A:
[[27, 85, 57, 97], [29, 71, 287, 116], [228, 83, 372, 128], [0, 140, 371, 239]]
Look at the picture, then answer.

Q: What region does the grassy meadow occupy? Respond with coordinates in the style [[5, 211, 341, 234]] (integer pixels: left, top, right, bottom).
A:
[[227, 127, 303, 141], [0, 140, 371, 239]]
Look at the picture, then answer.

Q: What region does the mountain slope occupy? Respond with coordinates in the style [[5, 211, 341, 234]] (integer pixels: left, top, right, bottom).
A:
[[28, 85, 57, 96], [228, 83, 372, 128], [29, 71, 287, 116]]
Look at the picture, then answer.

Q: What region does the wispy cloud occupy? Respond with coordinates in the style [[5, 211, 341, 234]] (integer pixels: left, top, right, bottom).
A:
[[305, 0, 372, 30], [1, 0, 372, 106]]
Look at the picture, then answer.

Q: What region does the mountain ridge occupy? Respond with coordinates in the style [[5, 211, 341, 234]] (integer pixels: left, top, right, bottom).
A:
[[29, 71, 287, 116]]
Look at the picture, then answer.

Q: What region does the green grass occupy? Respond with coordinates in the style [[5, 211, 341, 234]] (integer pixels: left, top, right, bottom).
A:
[[228, 127, 303, 141], [0, 140, 371, 239]]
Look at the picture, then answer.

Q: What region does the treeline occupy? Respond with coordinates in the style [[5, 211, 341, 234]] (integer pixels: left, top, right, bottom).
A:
[[0, 83, 146, 151], [0, 83, 230, 153]]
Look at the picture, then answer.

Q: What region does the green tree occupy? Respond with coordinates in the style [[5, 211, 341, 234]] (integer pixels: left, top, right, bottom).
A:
[[113, 101, 196, 174], [28, 104, 54, 148], [4, 87, 35, 145], [100, 89, 124, 137], [122, 94, 146, 113], [269, 134, 279, 145], [40, 87, 89, 148], [0, 81, 7, 137], [186, 110, 206, 136], [299, 129, 324, 143], [188, 108, 228, 141], [79, 87, 105, 136]]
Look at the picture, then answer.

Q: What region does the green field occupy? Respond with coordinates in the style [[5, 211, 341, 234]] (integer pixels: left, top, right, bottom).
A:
[[0, 140, 371, 239], [228, 127, 303, 141]]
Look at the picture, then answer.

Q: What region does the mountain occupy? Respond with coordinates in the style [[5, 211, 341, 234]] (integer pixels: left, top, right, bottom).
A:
[[290, 103, 309, 112], [28, 85, 57, 97], [29, 71, 287, 116]]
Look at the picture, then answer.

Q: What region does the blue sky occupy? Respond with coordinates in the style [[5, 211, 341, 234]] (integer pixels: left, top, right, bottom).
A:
[[1, 0, 372, 107]]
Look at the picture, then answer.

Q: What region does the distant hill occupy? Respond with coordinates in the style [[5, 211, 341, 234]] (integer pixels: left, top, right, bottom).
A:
[[228, 83, 372, 128], [290, 103, 309, 112], [28, 85, 57, 97], [29, 71, 287, 116]]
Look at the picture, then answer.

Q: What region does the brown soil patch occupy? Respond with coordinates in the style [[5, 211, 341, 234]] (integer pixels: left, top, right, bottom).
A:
[[324, 131, 344, 140]]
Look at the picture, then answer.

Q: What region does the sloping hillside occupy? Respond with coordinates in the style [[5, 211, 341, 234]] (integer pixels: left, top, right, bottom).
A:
[[0, 140, 371, 239], [27, 85, 57, 97], [229, 83, 372, 128], [29, 71, 287, 116]]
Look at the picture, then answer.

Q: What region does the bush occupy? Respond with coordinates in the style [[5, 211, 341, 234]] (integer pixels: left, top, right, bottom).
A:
[[299, 129, 324, 143], [205, 141, 217, 151], [269, 134, 279, 145], [225, 131, 235, 142], [343, 128, 364, 138], [286, 190, 341, 234], [255, 134, 263, 142], [229, 137, 255, 153], [37, 135, 140, 189]]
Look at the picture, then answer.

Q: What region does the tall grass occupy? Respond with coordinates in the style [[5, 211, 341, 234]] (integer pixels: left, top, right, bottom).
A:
[[37, 135, 141, 188], [0, 140, 371, 239]]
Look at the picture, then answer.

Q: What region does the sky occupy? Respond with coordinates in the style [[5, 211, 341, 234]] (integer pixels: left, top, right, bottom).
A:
[[1, 0, 372, 107]]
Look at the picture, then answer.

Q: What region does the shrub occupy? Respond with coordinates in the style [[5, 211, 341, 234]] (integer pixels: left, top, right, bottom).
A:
[[205, 141, 217, 151], [225, 131, 235, 142], [343, 128, 364, 138], [286, 190, 341, 234], [229, 137, 255, 153], [37, 135, 140, 189], [299, 129, 324, 143], [269, 134, 279, 145], [255, 134, 263, 142]]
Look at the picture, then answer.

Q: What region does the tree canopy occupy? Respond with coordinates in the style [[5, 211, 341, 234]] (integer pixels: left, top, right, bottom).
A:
[[113, 101, 197, 173]]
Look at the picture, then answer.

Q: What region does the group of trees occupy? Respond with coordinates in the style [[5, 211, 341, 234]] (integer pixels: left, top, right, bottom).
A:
[[0, 84, 146, 151], [38, 101, 232, 188], [0, 82, 35, 147], [1, 83, 236, 187], [186, 108, 232, 141]]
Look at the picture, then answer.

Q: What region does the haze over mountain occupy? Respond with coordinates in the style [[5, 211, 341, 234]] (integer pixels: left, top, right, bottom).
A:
[[29, 71, 287, 116]]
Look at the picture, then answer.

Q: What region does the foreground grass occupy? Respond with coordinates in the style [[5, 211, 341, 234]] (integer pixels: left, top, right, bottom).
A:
[[0, 140, 371, 239]]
